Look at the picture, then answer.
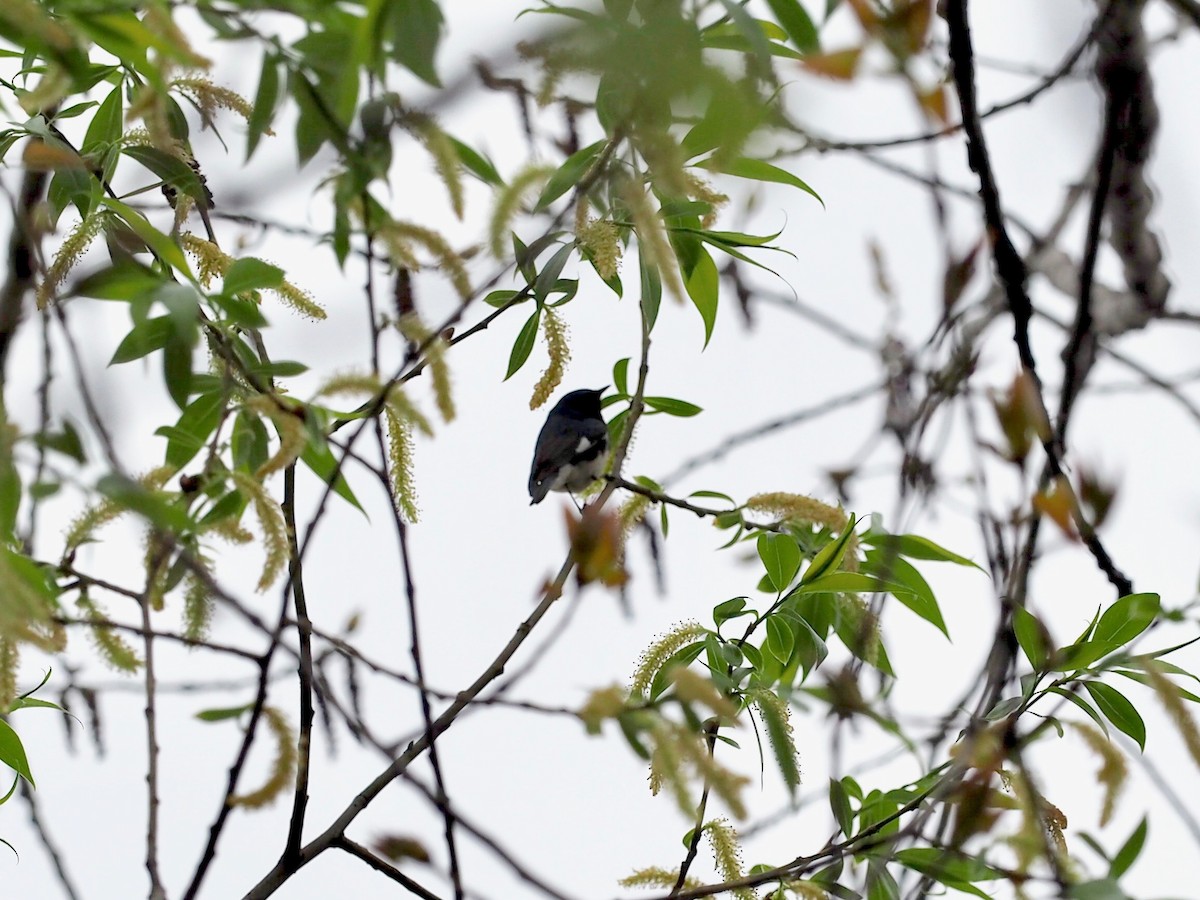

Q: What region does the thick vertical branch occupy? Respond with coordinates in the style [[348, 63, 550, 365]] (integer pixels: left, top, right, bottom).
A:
[[140, 592, 167, 900], [281, 463, 315, 865], [945, 0, 1132, 598], [0, 166, 47, 386]]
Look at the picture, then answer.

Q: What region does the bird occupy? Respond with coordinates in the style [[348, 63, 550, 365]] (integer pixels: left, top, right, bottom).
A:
[[528, 387, 609, 505]]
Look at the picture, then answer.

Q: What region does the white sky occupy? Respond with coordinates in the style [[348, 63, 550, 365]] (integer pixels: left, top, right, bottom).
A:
[[3, 1, 1200, 898]]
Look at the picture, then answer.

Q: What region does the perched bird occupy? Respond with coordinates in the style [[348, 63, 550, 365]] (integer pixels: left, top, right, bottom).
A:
[[528, 387, 609, 505]]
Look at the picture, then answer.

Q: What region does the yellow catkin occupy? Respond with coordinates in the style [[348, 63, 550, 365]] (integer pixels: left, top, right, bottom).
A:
[[750, 688, 802, 793], [620, 179, 684, 303], [684, 173, 729, 228], [65, 467, 173, 549], [181, 234, 324, 318], [529, 309, 571, 410], [385, 384, 434, 437], [182, 568, 213, 643], [77, 595, 142, 672], [1070, 721, 1126, 826], [316, 372, 382, 400], [671, 669, 738, 719], [143, 530, 171, 611], [126, 83, 174, 152], [680, 734, 750, 819], [618, 868, 701, 891], [181, 232, 232, 286], [171, 77, 254, 124], [576, 217, 623, 281], [410, 115, 464, 219], [382, 222, 471, 300], [577, 685, 627, 734], [143, 4, 212, 68], [785, 882, 830, 900], [398, 314, 455, 423], [229, 470, 288, 592], [648, 720, 692, 812], [745, 493, 859, 571], [1143, 659, 1200, 769], [230, 706, 296, 809], [37, 210, 106, 308], [488, 164, 554, 258], [617, 493, 651, 546], [630, 621, 706, 697], [384, 406, 420, 523], [0, 639, 19, 709], [706, 819, 754, 900], [245, 396, 308, 480], [840, 595, 881, 665], [634, 126, 689, 198]]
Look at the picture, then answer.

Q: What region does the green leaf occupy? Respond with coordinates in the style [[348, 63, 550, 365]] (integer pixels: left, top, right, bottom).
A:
[[448, 136, 503, 185], [865, 860, 900, 900], [862, 532, 981, 569], [1094, 593, 1159, 646], [0, 720, 34, 787], [801, 514, 857, 584], [300, 440, 365, 513], [790, 571, 891, 596], [97, 474, 191, 533], [765, 615, 795, 664], [100, 197, 191, 274], [223, 257, 284, 295], [1013, 606, 1050, 670], [758, 533, 801, 591], [1066, 879, 1129, 900], [640, 249, 662, 331], [1109, 816, 1147, 879], [1052, 640, 1122, 672], [8, 697, 63, 713], [110, 316, 173, 364], [533, 244, 574, 302], [829, 777, 854, 835], [384, 0, 443, 85], [483, 289, 522, 308], [643, 396, 702, 417], [684, 244, 719, 347], [894, 848, 1000, 897], [612, 358, 630, 396], [82, 84, 123, 155], [163, 335, 194, 410], [862, 551, 948, 638], [714, 597, 753, 627], [699, 156, 823, 206], [648, 641, 706, 701], [537, 140, 606, 210], [195, 704, 253, 722], [122, 145, 209, 207], [34, 421, 85, 466], [1083, 682, 1146, 750], [764, 0, 819, 52], [159, 391, 226, 469], [74, 261, 163, 301], [505, 308, 541, 380], [247, 52, 281, 161], [1048, 686, 1108, 736], [211, 292, 269, 329]]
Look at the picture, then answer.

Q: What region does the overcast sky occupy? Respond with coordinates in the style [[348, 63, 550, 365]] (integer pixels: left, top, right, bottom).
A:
[[3, 2, 1200, 898]]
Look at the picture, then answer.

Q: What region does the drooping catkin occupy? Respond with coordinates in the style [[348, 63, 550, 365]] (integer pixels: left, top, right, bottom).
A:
[[630, 621, 706, 697], [37, 210, 105, 308], [529, 309, 570, 410], [229, 470, 288, 592], [489, 164, 553, 258], [230, 706, 296, 809]]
